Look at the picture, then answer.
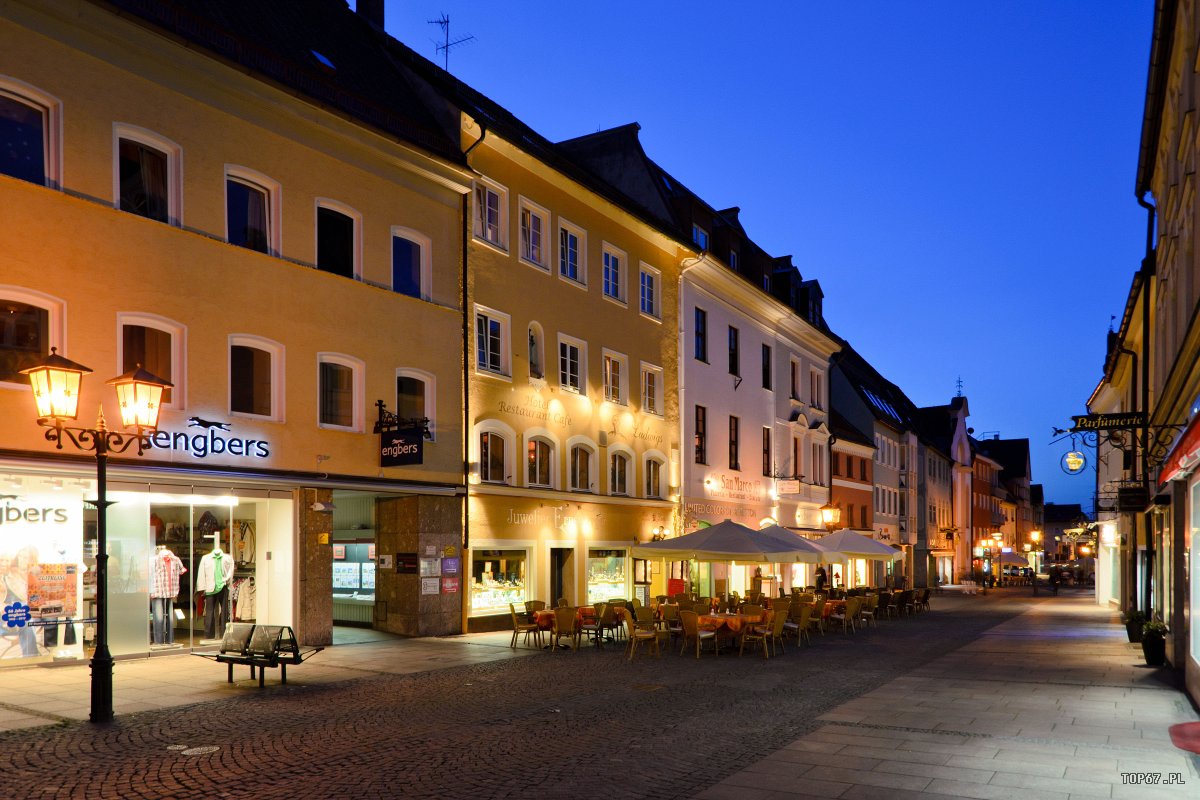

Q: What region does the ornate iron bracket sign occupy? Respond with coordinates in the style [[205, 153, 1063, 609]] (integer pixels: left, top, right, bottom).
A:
[[1052, 415, 1187, 475], [374, 401, 430, 468]]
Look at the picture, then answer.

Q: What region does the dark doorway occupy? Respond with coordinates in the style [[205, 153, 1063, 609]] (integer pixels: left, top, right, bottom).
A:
[[551, 547, 574, 606]]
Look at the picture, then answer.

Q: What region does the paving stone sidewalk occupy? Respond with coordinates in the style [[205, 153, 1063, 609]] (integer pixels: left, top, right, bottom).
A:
[[697, 595, 1200, 800]]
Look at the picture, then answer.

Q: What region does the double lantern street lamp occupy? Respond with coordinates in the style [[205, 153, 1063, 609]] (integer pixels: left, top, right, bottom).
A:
[[20, 348, 171, 725]]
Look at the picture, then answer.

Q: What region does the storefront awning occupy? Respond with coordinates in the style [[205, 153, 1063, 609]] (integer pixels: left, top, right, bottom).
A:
[[1158, 414, 1200, 484]]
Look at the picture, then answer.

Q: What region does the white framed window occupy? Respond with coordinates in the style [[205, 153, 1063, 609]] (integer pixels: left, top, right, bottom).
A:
[[568, 437, 597, 492], [229, 334, 284, 421], [692, 223, 709, 250], [638, 263, 661, 319], [526, 435, 556, 488], [396, 367, 435, 440], [114, 123, 182, 226], [476, 422, 514, 485], [0, 285, 64, 388], [644, 453, 666, 499], [315, 199, 361, 279], [473, 177, 508, 250], [601, 242, 626, 303], [474, 304, 510, 378], [558, 334, 586, 393], [225, 165, 281, 256], [640, 363, 663, 416], [118, 313, 185, 407], [317, 353, 364, 431], [811, 441, 825, 486], [558, 218, 587, 286], [391, 226, 432, 301], [0, 76, 62, 189], [518, 196, 548, 269], [602, 349, 628, 404], [608, 446, 634, 496], [810, 368, 824, 410]]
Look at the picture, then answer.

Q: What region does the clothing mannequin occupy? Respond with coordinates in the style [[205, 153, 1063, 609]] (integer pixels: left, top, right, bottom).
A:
[[149, 546, 186, 645], [197, 546, 232, 639]]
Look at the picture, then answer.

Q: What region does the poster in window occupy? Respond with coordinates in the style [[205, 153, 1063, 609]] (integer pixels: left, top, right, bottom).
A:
[[27, 564, 79, 617], [332, 562, 360, 589], [332, 545, 346, 560]]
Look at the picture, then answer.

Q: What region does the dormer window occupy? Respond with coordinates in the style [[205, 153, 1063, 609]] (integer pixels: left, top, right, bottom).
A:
[[692, 224, 709, 250]]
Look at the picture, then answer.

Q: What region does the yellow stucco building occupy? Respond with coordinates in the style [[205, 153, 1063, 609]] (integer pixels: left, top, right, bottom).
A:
[[0, 0, 471, 664]]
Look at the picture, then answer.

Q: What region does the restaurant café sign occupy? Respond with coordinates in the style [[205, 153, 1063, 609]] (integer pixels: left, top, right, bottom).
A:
[[1070, 412, 1146, 432]]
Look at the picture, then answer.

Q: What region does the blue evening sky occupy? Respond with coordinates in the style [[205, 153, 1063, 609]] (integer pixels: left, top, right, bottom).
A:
[[374, 2, 1152, 511]]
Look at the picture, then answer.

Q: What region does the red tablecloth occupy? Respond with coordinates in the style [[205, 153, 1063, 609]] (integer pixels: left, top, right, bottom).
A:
[[533, 607, 615, 631], [698, 611, 767, 635]]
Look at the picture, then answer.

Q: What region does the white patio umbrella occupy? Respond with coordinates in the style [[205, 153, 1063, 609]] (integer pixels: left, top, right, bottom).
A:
[[816, 528, 904, 561], [631, 519, 824, 563], [997, 551, 1030, 566], [756, 525, 845, 564]]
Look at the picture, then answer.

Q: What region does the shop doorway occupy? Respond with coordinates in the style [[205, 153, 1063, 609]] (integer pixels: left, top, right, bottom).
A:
[[330, 491, 379, 631], [550, 547, 574, 606]]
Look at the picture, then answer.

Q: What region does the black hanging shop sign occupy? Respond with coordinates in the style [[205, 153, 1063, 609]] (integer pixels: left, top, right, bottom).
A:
[[374, 400, 430, 467], [1070, 412, 1146, 432]]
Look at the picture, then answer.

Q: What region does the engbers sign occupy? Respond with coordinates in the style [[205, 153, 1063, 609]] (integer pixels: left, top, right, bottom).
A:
[[380, 429, 423, 467]]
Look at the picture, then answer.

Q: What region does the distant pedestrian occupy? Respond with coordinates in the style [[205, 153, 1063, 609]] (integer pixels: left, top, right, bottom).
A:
[[815, 567, 827, 593], [1049, 569, 1060, 596]]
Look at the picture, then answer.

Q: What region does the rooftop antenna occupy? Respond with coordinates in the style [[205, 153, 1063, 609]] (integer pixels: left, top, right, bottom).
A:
[[427, 14, 475, 71], [955, 375, 964, 397]]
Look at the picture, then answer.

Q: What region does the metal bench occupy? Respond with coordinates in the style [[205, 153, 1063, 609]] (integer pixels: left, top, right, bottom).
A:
[[195, 623, 322, 687]]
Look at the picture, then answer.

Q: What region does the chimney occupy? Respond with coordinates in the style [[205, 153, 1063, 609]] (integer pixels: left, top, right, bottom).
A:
[[357, 0, 385, 29]]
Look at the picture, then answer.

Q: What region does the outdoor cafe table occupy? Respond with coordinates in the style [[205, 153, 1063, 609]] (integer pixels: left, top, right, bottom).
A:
[[698, 611, 768, 635], [532, 606, 604, 631], [799, 599, 846, 619]]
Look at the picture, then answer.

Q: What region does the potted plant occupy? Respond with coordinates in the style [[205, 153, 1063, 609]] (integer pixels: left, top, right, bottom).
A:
[[1122, 608, 1146, 642], [1141, 620, 1167, 666]]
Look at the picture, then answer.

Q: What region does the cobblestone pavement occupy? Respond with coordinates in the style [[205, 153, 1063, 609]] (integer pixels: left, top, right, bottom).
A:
[[0, 594, 1101, 800]]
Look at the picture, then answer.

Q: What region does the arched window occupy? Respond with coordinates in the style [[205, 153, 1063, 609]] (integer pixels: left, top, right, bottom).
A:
[[527, 438, 553, 487], [569, 444, 594, 492], [528, 322, 544, 379], [396, 368, 435, 440], [0, 77, 61, 188], [119, 313, 185, 406], [644, 457, 665, 499], [391, 226, 432, 301], [317, 352, 364, 431], [609, 451, 630, 496], [114, 124, 182, 226], [0, 286, 64, 387], [230, 334, 283, 420], [480, 431, 507, 484]]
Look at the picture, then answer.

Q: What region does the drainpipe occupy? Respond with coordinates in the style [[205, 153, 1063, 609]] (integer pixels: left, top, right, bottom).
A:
[[460, 123, 486, 567], [1115, 341, 1138, 612], [676, 251, 706, 544], [1135, 192, 1155, 616]]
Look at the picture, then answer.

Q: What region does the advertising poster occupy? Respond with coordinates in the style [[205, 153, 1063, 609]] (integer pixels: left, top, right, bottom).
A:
[[27, 564, 78, 617]]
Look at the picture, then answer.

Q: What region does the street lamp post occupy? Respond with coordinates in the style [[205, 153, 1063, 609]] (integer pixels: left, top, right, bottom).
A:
[[20, 349, 171, 724], [991, 531, 1003, 588], [819, 502, 840, 589]]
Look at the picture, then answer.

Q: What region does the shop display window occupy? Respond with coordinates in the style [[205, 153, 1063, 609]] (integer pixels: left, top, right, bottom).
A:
[[471, 549, 527, 615], [586, 548, 627, 603]]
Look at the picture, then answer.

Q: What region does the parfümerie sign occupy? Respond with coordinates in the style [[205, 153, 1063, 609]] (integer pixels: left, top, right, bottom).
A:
[[1070, 413, 1146, 432]]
